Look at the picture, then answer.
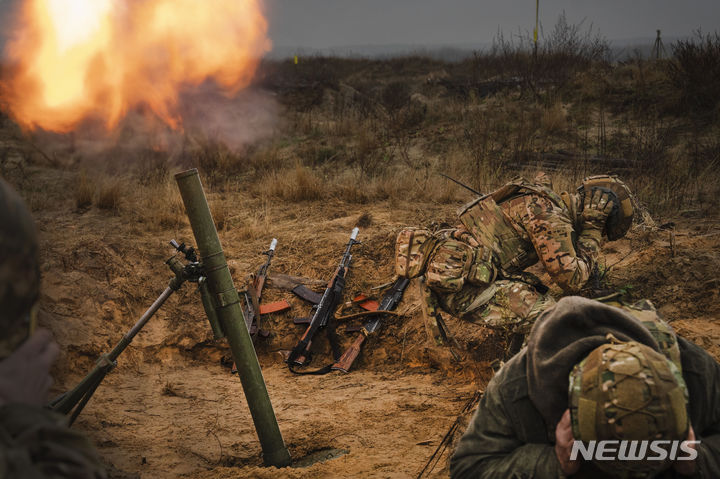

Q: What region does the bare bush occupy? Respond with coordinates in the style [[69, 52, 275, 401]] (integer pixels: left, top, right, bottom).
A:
[[457, 13, 610, 101], [541, 102, 568, 136], [669, 31, 720, 117], [136, 150, 170, 185]]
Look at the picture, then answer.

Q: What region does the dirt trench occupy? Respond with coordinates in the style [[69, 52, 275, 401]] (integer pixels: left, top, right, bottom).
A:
[[24, 167, 720, 478]]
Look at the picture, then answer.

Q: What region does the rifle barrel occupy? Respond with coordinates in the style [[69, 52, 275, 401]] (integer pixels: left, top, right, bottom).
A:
[[440, 174, 483, 197]]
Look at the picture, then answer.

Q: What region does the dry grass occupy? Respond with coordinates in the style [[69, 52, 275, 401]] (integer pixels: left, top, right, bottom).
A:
[[96, 177, 124, 213], [136, 179, 186, 230], [66, 24, 720, 219], [255, 164, 327, 202], [541, 102, 568, 136], [74, 172, 95, 210], [210, 197, 230, 231]]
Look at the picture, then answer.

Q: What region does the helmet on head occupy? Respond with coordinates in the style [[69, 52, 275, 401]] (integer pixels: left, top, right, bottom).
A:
[[578, 175, 634, 241], [569, 340, 689, 477], [0, 178, 40, 359]]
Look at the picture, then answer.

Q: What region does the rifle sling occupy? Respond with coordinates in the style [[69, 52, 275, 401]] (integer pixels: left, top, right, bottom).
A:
[[288, 302, 343, 376], [289, 363, 334, 375], [334, 310, 400, 321]]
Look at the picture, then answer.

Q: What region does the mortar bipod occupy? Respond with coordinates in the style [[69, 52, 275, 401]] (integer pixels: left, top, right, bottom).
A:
[[48, 241, 204, 425]]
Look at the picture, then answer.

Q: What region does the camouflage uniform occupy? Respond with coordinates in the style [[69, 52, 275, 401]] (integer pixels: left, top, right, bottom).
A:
[[453, 173, 601, 294], [0, 178, 106, 479], [397, 174, 603, 347], [450, 297, 720, 479]]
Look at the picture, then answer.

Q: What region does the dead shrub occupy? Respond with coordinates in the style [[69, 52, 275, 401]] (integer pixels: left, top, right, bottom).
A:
[[246, 146, 287, 175], [210, 198, 230, 231], [669, 31, 720, 117], [192, 139, 244, 183], [541, 103, 567, 135], [261, 165, 326, 202], [356, 212, 373, 227], [235, 224, 262, 241], [136, 150, 170, 185], [74, 173, 95, 210], [96, 178, 124, 213], [137, 180, 185, 229], [381, 81, 411, 112]]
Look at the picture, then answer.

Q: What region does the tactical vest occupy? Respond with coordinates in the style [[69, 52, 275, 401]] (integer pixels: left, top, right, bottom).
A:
[[395, 228, 496, 292], [457, 177, 566, 274]]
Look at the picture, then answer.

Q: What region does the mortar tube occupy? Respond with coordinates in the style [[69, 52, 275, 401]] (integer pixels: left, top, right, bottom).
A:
[[174, 168, 291, 468]]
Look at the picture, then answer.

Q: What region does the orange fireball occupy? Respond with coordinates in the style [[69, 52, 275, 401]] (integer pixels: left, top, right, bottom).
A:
[[0, 0, 271, 132]]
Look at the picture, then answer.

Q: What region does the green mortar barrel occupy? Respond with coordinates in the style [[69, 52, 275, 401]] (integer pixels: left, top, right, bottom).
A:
[[175, 168, 291, 468]]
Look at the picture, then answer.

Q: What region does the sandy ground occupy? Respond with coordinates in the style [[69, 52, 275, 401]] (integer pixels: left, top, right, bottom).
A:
[[4, 162, 719, 478]]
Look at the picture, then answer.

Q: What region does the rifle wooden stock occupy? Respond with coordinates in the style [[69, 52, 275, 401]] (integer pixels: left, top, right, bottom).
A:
[[291, 325, 313, 366], [331, 333, 366, 373], [253, 274, 267, 299], [293, 353, 308, 366]]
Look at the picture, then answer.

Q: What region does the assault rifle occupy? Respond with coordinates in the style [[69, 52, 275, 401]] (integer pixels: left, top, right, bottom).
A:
[[331, 277, 410, 373], [231, 238, 279, 374], [287, 228, 360, 375], [242, 238, 278, 338]]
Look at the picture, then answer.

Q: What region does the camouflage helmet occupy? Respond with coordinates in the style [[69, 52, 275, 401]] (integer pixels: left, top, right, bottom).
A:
[[0, 178, 40, 359], [569, 340, 689, 477], [578, 175, 634, 241]]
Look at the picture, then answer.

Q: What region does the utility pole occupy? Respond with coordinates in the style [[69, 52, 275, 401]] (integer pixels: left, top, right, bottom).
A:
[[651, 29, 666, 60]]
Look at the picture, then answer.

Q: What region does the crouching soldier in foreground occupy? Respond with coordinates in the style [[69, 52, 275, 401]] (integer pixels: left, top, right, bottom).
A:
[[0, 179, 106, 478], [396, 174, 634, 356], [450, 296, 720, 478]]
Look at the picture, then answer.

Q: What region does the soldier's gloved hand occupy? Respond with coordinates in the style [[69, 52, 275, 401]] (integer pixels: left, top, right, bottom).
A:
[[581, 187, 616, 231], [555, 409, 581, 476], [0, 329, 59, 407], [673, 425, 697, 476]]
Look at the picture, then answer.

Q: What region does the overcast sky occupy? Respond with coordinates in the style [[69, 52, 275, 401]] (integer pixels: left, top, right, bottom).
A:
[[0, 0, 718, 54], [264, 0, 720, 50]]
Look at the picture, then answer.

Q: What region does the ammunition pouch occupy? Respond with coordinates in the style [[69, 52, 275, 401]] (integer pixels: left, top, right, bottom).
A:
[[425, 240, 472, 293], [424, 239, 497, 293], [467, 245, 496, 287], [395, 228, 437, 279], [457, 194, 530, 272]]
